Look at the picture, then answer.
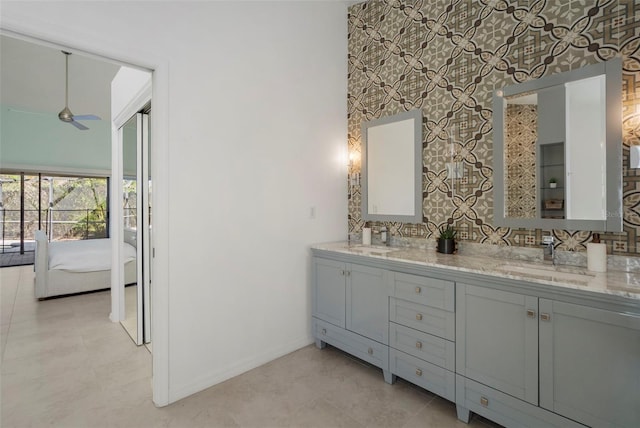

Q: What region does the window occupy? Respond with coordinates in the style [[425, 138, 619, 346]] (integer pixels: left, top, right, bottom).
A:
[[0, 173, 109, 252]]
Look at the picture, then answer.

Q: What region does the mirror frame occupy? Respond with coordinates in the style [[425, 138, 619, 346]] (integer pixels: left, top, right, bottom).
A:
[[493, 58, 622, 232], [361, 109, 423, 223]]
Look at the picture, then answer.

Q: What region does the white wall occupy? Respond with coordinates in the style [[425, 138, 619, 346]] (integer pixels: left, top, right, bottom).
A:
[[1, 1, 348, 404], [111, 67, 152, 120]]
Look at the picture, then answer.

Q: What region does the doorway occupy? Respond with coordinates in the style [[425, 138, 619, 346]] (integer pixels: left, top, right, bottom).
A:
[[0, 25, 169, 406]]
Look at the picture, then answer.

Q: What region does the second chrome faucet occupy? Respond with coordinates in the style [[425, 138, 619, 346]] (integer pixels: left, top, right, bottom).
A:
[[542, 235, 555, 265]]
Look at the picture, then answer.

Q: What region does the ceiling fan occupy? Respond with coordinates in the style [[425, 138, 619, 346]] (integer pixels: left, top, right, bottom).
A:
[[58, 51, 101, 130]]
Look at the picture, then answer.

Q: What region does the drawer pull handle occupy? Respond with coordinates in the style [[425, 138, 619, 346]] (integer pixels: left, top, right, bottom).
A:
[[415, 286, 422, 294], [416, 313, 423, 321], [541, 313, 551, 321], [480, 397, 489, 407], [527, 309, 536, 318], [415, 368, 422, 376], [367, 348, 373, 355], [321, 328, 327, 335], [415, 341, 422, 349]]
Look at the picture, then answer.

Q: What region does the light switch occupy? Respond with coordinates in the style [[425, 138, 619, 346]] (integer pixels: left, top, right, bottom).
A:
[[631, 145, 640, 169]]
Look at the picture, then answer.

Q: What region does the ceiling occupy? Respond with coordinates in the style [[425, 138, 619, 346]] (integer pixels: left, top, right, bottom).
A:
[[0, 35, 121, 121]]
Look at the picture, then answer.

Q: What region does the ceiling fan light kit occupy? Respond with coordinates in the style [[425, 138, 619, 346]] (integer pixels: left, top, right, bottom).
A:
[[58, 51, 101, 130]]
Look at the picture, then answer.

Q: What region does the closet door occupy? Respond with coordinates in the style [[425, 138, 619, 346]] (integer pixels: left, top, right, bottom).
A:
[[120, 111, 150, 346], [141, 112, 151, 344], [121, 114, 142, 344]]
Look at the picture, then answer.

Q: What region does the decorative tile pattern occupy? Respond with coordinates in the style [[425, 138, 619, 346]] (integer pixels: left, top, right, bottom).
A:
[[348, 0, 640, 256]]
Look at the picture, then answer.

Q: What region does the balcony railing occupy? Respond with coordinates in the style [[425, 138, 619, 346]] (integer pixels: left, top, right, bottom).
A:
[[0, 208, 113, 253]]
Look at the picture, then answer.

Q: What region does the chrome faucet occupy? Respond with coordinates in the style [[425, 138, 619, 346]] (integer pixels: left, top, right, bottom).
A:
[[542, 236, 555, 265], [380, 226, 389, 246]]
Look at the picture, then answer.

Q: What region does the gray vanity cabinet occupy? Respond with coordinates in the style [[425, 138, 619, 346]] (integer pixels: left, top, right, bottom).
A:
[[456, 284, 539, 405], [538, 299, 640, 427], [346, 264, 389, 345], [312, 258, 347, 328], [457, 283, 640, 427], [312, 256, 391, 381], [389, 272, 456, 401], [312, 244, 639, 427]]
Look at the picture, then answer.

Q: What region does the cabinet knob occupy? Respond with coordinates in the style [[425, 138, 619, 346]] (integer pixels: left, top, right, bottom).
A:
[[345, 271, 351, 277], [415, 341, 422, 349], [415, 368, 422, 376], [415, 286, 422, 294], [367, 347, 373, 355], [321, 328, 327, 335], [480, 397, 489, 407], [527, 309, 536, 318], [415, 313, 423, 321], [540, 313, 551, 321]]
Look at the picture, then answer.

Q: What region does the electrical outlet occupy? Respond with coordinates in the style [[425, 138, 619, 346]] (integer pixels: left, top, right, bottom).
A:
[[446, 162, 464, 179]]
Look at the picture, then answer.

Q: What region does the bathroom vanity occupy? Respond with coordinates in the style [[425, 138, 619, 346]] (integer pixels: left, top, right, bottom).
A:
[[311, 242, 640, 428]]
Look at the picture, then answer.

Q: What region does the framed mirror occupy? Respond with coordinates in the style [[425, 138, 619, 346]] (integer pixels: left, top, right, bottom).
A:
[[361, 109, 423, 223], [493, 58, 622, 232]]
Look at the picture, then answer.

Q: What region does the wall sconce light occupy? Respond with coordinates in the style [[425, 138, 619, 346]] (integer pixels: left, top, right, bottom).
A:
[[348, 152, 360, 187]]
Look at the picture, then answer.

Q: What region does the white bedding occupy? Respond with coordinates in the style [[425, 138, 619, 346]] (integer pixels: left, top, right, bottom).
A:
[[49, 238, 137, 272]]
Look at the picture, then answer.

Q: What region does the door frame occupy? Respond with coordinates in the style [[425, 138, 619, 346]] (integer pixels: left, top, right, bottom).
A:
[[0, 21, 170, 406]]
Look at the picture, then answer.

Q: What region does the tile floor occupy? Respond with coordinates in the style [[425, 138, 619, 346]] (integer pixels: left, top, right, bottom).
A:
[[1, 265, 501, 428]]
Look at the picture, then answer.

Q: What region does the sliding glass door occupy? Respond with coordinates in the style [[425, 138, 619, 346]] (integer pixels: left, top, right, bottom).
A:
[[0, 172, 108, 266]]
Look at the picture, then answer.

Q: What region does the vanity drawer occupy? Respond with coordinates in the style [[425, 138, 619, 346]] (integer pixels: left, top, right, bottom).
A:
[[456, 375, 585, 428], [390, 297, 455, 341], [390, 348, 455, 401], [313, 318, 389, 371], [391, 271, 454, 311], [389, 322, 454, 371]]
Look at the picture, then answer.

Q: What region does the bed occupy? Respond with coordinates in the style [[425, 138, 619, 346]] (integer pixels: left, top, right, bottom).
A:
[[34, 229, 137, 299]]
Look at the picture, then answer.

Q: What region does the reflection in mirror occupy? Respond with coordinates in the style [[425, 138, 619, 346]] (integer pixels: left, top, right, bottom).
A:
[[122, 115, 139, 344], [361, 109, 422, 223], [494, 58, 622, 232], [504, 92, 538, 219]]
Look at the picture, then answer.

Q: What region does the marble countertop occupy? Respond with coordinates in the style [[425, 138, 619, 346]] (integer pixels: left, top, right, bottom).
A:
[[311, 242, 640, 301]]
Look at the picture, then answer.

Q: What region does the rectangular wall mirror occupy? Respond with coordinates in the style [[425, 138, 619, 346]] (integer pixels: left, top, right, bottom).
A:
[[493, 58, 622, 232], [361, 109, 423, 223]]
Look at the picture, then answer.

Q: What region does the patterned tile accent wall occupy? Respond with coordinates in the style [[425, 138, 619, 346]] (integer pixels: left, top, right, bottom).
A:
[[347, 0, 640, 255]]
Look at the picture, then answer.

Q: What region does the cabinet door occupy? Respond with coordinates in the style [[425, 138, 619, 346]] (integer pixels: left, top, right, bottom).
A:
[[346, 264, 389, 344], [312, 258, 346, 328], [456, 283, 539, 405], [539, 299, 640, 427]]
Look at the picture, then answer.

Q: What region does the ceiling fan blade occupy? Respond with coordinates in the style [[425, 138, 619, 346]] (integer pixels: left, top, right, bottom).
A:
[[72, 114, 101, 121], [69, 120, 89, 131]]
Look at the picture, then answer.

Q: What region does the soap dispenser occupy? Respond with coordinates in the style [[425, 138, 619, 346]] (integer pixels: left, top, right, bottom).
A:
[[587, 233, 607, 272], [362, 222, 372, 245]]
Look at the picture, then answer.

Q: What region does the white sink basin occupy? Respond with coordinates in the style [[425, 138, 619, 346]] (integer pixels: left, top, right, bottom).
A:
[[349, 245, 397, 255], [497, 263, 595, 284]]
